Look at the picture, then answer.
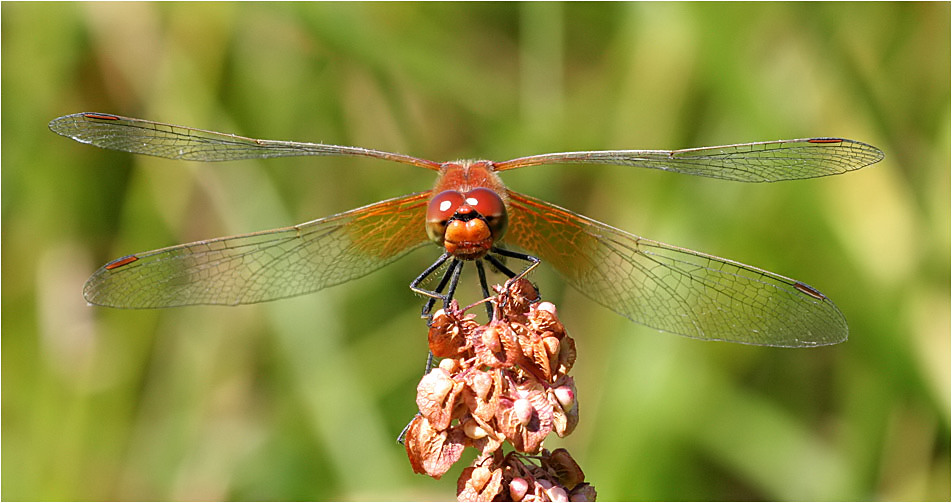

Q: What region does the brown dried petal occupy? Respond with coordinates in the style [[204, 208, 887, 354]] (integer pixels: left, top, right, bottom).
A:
[[417, 368, 464, 430], [479, 467, 504, 501], [461, 369, 501, 423], [543, 336, 561, 359], [428, 322, 455, 358], [547, 448, 585, 490], [557, 334, 576, 374], [470, 429, 504, 457], [528, 302, 565, 337], [457, 453, 504, 502], [497, 381, 553, 453], [496, 278, 538, 317], [507, 322, 550, 381], [472, 321, 519, 368], [549, 377, 579, 437], [405, 416, 467, 479], [568, 483, 597, 502], [428, 304, 479, 358], [558, 401, 579, 438], [457, 466, 503, 502], [530, 341, 554, 381], [426, 309, 458, 358]]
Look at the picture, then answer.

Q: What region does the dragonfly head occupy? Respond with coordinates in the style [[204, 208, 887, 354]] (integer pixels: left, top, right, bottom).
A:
[[426, 187, 509, 260]]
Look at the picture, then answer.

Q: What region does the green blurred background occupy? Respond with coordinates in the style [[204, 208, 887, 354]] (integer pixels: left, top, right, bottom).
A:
[[3, 2, 948, 500]]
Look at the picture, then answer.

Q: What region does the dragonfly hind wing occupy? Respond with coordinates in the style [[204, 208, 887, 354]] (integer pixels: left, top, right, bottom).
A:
[[84, 191, 433, 308], [504, 190, 847, 347]]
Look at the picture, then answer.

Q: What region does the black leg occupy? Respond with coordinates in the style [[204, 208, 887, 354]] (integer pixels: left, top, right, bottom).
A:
[[442, 259, 463, 310], [410, 252, 452, 295], [484, 253, 518, 278], [475, 259, 493, 319], [420, 258, 462, 318], [397, 413, 418, 445], [410, 252, 458, 318], [488, 246, 541, 280]]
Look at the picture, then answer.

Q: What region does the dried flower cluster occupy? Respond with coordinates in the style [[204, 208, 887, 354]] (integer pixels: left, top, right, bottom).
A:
[[404, 278, 595, 501], [457, 449, 596, 502]]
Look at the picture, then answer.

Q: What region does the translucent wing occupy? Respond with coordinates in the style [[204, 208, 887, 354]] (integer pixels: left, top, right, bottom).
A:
[[504, 191, 846, 347], [495, 138, 884, 182], [84, 192, 433, 308], [49, 112, 441, 170]]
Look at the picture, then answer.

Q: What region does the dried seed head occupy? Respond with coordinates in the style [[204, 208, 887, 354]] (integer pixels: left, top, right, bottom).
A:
[[496, 380, 553, 453], [404, 416, 466, 479], [547, 448, 585, 490], [545, 485, 569, 502], [554, 386, 575, 410], [549, 377, 579, 437], [569, 483, 597, 501], [513, 398, 533, 426], [543, 336, 561, 357], [455, 449, 595, 502], [462, 370, 500, 423], [409, 280, 592, 499], [427, 303, 478, 358], [472, 320, 519, 368], [456, 459, 503, 501], [536, 301, 557, 315], [509, 477, 529, 501], [470, 371, 493, 400], [416, 368, 463, 430], [462, 417, 488, 439], [502, 278, 539, 315], [482, 324, 502, 353], [439, 357, 459, 373], [529, 302, 564, 336]]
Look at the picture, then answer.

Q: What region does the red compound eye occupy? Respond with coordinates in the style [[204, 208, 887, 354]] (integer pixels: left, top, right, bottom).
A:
[[426, 190, 465, 244], [464, 188, 508, 240]]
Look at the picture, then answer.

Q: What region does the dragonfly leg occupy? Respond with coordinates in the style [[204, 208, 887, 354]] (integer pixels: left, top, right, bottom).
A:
[[410, 252, 454, 318], [415, 258, 463, 321], [487, 247, 541, 281], [486, 247, 542, 311], [397, 412, 419, 445], [416, 258, 463, 316], [401, 255, 466, 444], [474, 259, 494, 319], [442, 259, 464, 309]]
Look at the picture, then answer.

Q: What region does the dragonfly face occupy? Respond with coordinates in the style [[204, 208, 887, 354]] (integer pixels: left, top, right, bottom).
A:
[[49, 112, 884, 347], [426, 162, 510, 260]]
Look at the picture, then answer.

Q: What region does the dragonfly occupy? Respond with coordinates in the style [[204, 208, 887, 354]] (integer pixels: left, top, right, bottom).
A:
[[50, 112, 883, 347]]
